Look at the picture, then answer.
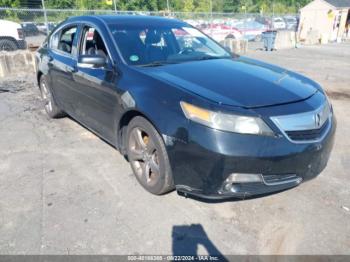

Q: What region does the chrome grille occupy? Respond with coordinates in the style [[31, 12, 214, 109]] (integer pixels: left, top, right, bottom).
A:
[[270, 101, 332, 143], [286, 119, 329, 141]]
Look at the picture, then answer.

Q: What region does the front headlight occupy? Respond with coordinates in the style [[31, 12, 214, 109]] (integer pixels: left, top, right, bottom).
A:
[[180, 101, 274, 136]]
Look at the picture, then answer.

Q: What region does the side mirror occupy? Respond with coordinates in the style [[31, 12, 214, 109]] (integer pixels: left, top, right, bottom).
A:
[[78, 55, 106, 67]]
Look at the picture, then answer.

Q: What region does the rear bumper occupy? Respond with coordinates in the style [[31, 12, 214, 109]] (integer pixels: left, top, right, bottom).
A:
[[167, 115, 336, 200]]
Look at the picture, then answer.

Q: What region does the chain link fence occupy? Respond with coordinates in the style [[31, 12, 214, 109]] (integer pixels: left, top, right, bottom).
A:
[[0, 7, 298, 51]]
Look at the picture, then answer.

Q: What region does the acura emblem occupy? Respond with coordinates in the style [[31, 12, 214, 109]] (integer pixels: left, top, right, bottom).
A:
[[315, 112, 322, 128]]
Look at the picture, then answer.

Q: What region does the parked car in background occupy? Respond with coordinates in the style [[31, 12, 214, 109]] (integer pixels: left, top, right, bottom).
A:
[[49, 22, 57, 31], [0, 19, 27, 51], [233, 21, 267, 41], [272, 17, 286, 29], [36, 15, 336, 199], [200, 23, 242, 42], [255, 16, 272, 29], [36, 22, 56, 34], [21, 22, 40, 36], [36, 22, 46, 33], [284, 16, 298, 30]]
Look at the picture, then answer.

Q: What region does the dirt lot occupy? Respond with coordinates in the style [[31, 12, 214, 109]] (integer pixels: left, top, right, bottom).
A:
[[0, 43, 349, 255]]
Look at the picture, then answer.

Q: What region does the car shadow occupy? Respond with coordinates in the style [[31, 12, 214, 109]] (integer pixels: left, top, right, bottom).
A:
[[172, 224, 228, 261]]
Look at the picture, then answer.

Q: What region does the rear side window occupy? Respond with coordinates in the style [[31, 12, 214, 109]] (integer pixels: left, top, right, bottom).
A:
[[50, 31, 59, 49], [58, 26, 77, 54], [50, 26, 77, 55]]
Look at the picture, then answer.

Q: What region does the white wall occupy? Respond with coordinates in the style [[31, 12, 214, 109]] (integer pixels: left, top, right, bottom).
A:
[[298, 0, 336, 42]]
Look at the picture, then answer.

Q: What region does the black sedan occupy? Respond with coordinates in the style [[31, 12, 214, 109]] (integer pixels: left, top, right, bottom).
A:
[[35, 15, 336, 199], [21, 22, 40, 36]]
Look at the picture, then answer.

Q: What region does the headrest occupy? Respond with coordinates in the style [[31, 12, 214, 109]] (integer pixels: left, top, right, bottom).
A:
[[93, 32, 104, 46]]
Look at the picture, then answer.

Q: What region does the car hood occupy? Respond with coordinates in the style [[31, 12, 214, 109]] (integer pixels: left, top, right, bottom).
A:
[[137, 56, 318, 108]]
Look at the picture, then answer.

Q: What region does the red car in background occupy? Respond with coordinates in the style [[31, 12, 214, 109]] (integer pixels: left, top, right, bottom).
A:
[[199, 23, 242, 42]]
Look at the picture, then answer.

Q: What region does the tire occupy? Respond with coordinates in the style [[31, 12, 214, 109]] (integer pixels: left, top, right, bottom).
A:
[[0, 39, 18, 51], [225, 34, 236, 40], [39, 75, 65, 118], [126, 116, 174, 195]]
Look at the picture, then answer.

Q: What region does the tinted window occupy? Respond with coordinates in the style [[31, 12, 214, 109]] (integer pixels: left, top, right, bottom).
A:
[[57, 26, 77, 54], [80, 26, 108, 58], [108, 24, 230, 66], [50, 31, 60, 49]]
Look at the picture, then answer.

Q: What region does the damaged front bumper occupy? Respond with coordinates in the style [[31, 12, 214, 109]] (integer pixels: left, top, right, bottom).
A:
[[166, 114, 336, 200]]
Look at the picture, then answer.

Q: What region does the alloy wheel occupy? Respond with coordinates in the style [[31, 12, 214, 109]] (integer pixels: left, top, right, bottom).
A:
[[40, 80, 53, 113], [128, 127, 160, 186]]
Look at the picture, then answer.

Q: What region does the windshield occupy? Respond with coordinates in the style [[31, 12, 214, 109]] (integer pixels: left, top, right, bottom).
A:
[[108, 24, 231, 66]]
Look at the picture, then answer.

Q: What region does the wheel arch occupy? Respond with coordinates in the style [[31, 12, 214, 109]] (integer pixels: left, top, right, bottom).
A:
[[0, 37, 19, 48], [37, 71, 43, 86], [225, 34, 236, 39], [117, 109, 163, 155]]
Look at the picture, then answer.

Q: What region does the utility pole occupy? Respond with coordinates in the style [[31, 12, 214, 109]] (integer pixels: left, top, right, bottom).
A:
[[167, 0, 170, 14], [41, 0, 49, 36], [210, 0, 213, 36], [210, 0, 213, 17], [113, 0, 117, 13]]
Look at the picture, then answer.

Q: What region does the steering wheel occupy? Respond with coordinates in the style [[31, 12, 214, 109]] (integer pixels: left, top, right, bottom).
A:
[[179, 47, 195, 55]]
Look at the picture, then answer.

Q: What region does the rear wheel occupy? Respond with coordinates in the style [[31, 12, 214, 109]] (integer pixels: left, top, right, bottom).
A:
[[0, 39, 18, 51], [39, 76, 65, 118], [126, 116, 174, 195]]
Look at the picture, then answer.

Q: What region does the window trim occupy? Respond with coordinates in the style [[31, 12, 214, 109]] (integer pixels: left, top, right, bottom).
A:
[[49, 22, 79, 59], [77, 22, 114, 67]]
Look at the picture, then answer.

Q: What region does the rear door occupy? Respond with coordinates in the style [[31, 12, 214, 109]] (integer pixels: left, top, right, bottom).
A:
[[48, 24, 79, 114]]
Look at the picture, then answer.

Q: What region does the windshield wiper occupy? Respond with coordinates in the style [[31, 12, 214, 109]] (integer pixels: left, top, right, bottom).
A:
[[195, 55, 232, 61], [138, 56, 230, 67], [138, 60, 179, 67]]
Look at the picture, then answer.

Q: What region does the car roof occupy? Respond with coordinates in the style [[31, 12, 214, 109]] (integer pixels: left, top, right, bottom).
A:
[[66, 15, 187, 27]]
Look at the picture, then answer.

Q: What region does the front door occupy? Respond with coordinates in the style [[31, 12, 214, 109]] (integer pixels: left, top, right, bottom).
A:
[[72, 25, 119, 143]]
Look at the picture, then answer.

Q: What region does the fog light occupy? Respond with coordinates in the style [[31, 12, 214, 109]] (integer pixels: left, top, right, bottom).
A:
[[225, 173, 262, 183]]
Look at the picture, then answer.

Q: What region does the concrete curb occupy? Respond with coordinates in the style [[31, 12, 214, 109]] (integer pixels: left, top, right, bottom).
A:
[[220, 39, 248, 54], [0, 51, 36, 78], [274, 30, 297, 50]]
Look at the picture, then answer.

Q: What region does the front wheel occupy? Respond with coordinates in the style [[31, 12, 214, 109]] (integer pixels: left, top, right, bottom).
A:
[[126, 116, 174, 195]]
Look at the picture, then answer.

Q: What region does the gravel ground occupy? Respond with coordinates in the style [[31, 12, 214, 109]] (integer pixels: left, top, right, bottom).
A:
[[0, 43, 349, 256]]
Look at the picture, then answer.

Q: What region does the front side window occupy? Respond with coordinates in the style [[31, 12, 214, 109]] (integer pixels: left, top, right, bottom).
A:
[[57, 26, 77, 54], [80, 26, 108, 58], [108, 23, 231, 66]]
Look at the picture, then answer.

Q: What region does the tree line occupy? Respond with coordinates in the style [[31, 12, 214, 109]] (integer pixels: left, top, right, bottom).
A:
[[1, 0, 309, 14]]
